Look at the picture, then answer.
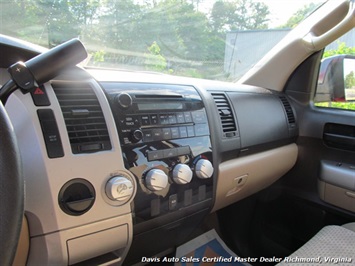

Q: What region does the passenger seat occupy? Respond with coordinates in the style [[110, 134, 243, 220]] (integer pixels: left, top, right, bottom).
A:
[[277, 223, 355, 265]]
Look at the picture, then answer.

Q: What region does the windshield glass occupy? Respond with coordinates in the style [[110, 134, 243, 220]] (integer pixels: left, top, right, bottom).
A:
[[1, 0, 325, 81]]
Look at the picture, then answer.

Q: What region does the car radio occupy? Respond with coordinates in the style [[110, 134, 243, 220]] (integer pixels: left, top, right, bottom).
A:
[[103, 83, 214, 224], [113, 90, 209, 146]]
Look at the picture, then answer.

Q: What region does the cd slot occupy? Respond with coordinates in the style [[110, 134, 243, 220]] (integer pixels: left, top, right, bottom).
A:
[[134, 94, 183, 99], [141, 123, 194, 129]]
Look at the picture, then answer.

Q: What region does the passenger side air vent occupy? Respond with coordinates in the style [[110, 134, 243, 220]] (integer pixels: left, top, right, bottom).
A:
[[52, 82, 112, 154], [211, 93, 237, 138], [279, 96, 296, 125]]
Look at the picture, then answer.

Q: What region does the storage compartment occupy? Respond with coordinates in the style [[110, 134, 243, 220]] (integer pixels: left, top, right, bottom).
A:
[[319, 181, 355, 213], [27, 215, 132, 265], [67, 225, 128, 265], [318, 160, 355, 212], [213, 144, 298, 211]]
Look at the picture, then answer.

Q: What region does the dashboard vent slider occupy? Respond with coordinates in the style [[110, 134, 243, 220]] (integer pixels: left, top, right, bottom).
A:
[[53, 83, 112, 154], [211, 93, 237, 138], [279, 96, 296, 126]]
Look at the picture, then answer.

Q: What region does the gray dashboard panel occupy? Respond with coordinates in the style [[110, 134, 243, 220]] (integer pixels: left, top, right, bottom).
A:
[[227, 92, 289, 149]]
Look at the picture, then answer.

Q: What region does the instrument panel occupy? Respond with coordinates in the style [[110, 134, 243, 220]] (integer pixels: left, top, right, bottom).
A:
[[102, 83, 214, 224]]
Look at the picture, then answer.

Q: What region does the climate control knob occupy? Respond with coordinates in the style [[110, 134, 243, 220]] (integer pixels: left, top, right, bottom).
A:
[[105, 176, 134, 203], [194, 159, 214, 179], [173, 164, 193, 184], [145, 169, 168, 191]]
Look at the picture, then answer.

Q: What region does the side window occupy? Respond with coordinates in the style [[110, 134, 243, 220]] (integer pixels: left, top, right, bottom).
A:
[[314, 31, 355, 111]]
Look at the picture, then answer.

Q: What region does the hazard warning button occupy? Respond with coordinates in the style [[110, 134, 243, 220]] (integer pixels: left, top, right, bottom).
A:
[[30, 85, 50, 106]]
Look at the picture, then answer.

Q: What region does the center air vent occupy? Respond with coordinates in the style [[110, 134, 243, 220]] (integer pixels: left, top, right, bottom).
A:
[[52, 82, 112, 154], [279, 96, 296, 126], [211, 93, 237, 138]]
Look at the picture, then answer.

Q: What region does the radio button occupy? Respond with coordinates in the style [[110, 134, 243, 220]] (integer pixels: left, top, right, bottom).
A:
[[143, 130, 153, 142], [187, 126, 195, 137], [184, 112, 193, 123], [123, 137, 131, 145], [176, 113, 185, 124], [150, 114, 158, 125], [159, 114, 169, 125], [124, 116, 139, 128], [141, 115, 150, 125], [177, 146, 190, 156], [192, 111, 207, 123], [163, 148, 177, 158], [195, 124, 209, 136], [125, 121, 135, 127], [119, 119, 125, 126], [135, 116, 140, 123], [152, 129, 163, 141], [147, 150, 164, 161], [171, 127, 180, 139], [179, 127, 188, 138], [169, 194, 178, 210], [162, 128, 172, 140], [168, 114, 177, 124]]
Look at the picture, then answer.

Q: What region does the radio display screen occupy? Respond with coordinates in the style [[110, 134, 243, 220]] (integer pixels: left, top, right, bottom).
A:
[[138, 102, 183, 111]]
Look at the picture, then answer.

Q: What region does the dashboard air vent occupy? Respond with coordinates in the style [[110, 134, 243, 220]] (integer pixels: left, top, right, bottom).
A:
[[279, 96, 296, 125], [211, 93, 237, 137], [52, 83, 112, 154]]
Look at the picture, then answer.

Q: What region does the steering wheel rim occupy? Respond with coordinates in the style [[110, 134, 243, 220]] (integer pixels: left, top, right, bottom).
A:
[[0, 101, 24, 265]]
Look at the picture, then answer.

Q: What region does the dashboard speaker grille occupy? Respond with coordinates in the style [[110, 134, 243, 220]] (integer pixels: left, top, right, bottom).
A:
[[52, 82, 112, 154], [211, 93, 237, 136], [279, 96, 296, 125]]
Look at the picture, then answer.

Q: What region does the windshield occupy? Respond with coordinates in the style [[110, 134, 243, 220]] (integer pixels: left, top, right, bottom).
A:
[[1, 0, 325, 81]]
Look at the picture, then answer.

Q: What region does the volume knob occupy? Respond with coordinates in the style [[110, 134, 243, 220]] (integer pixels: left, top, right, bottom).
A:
[[194, 159, 214, 179], [116, 92, 132, 109], [173, 164, 193, 184], [145, 169, 168, 191]]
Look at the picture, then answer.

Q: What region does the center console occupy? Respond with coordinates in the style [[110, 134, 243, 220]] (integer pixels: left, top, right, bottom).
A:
[[103, 83, 214, 228]]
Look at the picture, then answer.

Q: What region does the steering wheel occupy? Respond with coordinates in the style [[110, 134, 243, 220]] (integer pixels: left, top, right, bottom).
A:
[[0, 101, 24, 265]]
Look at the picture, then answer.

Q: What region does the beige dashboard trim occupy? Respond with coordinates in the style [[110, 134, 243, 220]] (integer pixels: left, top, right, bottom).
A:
[[212, 144, 298, 212], [239, 0, 355, 91], [13, 216, 29, 266]]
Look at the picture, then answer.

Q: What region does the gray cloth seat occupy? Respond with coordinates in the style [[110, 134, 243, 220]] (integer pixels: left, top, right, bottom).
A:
[[277, 223, 355, 265]]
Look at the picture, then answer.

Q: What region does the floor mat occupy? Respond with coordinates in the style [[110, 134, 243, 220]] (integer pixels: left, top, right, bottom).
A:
[[175, 229, 253, 266]]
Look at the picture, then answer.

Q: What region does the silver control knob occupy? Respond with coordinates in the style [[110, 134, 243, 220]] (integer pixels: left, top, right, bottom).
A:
[[173, 164, 193, 184], [105, 176, 134, 203], [195, 159, 214, 179], [145, 169, 168, 191], [131, 129, 143, 143], [116, 92, 132, 109]]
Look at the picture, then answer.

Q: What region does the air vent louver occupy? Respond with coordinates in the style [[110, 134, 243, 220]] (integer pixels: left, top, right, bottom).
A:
[[211, 93, 237, 137], [52, 83, 112, 154], [279, 96, 296, 125]]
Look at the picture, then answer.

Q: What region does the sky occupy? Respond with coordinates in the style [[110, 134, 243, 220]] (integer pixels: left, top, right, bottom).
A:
[[197, 0, 325, 28], [261, 0, 325, 27]]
